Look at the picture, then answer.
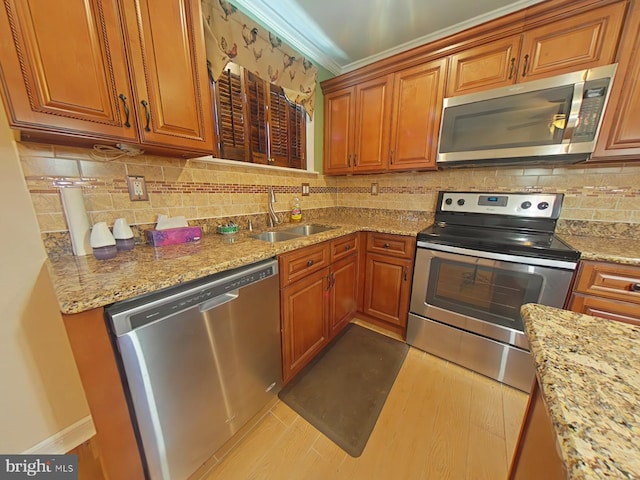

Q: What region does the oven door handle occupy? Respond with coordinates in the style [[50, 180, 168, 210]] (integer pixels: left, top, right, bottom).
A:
[[416, 241, 578, 270]]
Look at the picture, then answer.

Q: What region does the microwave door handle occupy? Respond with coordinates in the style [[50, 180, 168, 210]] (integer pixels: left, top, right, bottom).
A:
[[562, 81, 585, 143]]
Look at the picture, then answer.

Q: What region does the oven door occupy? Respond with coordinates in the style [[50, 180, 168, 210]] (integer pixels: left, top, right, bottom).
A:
[[409, 245, 576, 350]]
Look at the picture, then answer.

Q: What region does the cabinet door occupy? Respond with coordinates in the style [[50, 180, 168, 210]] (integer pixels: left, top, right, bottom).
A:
[[446, 36, 522, 97], [0, 0, 137, 141], [519, 2, 626, 82], [329, 254, 358, 338], [389, 59, 446, 171], [122, 0, 215, 153], [281, 269, 329, 383], [568, 294, 640, 326], [353, 75, 392, 173], [363, 253, 412, 327], [323, 87, 354, 174], [592, 3, 640, 160]]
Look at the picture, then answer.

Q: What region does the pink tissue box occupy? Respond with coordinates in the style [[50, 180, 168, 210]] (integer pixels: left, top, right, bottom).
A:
[[144, 226, 202, 247]]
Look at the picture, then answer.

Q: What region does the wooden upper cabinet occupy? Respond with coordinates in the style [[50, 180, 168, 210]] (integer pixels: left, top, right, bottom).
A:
[[121, 0, 215, 153], [447, 36, 522, 97], [592, 2, 640, 161], [445, 2, 626, 96], [0, 0, 215, 155], [323, 87, 354, 174], [323, 75, 392, 175], [519, 2, 626, 81], [0, 0, 137, 141], [352, 75, 392, 173], [389, 59, 447, 171]]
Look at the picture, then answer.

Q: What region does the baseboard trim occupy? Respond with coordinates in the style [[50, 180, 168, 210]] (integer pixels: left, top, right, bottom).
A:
[[23, 415, 96, 454]]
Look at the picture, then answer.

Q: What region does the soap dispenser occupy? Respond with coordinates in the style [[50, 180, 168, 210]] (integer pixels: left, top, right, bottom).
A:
[[290, 196, 302, 223]]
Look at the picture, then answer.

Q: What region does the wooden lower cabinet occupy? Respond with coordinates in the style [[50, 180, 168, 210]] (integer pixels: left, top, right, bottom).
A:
[[62, 308, 145, 480], [568, 260, 640, 326], [329, 254, 358, 337], [361, 232, 415, 336], [363, 253, 413, 328], [281, 268, 330, 384], [279, 235, 360, 384], [509, 380, 565, 479]]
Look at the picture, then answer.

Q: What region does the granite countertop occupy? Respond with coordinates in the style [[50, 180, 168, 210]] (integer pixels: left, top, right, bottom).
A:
[[559, 235, 640, 267], [49, 216, 429, 315], [521, 304, 640, 479]]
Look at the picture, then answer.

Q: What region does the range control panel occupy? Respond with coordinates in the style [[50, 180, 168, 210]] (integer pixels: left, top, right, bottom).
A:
[[439, 192, 563, 219]]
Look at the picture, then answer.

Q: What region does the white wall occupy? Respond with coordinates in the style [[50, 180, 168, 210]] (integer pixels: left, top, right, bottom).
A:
[[0, 106, 91, 453]]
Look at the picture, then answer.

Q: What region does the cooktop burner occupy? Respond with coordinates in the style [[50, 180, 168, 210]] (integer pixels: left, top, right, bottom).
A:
[[418, 191, 580, 262], [417, 224, 580, 262]]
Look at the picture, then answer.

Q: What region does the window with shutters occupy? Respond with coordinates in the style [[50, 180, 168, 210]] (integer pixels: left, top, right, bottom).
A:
[[214, 64, 306, 170]]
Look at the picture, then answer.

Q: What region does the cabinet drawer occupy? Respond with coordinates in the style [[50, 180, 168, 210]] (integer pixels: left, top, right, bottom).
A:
[[568, 294, 640, 326], [574, 261, 640, 305], [366, 232, 416, 259], [279, 243, 331, 287], [330, 233, 359, 262]]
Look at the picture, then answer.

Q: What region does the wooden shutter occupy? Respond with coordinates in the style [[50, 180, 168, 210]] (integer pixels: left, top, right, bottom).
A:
[[245, 71, 269, 164], [288, 101, 306, 169], [215, 68, 247, 161], [269, 84, 290, 167]]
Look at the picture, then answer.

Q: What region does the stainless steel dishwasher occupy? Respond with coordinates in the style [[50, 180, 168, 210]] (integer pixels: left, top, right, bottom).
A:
[[105, 258, 281, 480]]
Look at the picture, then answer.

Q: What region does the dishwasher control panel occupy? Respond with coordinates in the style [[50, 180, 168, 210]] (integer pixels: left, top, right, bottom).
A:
[[107, 260, 278, 336]]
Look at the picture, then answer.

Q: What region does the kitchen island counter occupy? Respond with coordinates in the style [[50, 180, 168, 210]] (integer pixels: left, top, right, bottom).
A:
[[521, 303, 640, 479]]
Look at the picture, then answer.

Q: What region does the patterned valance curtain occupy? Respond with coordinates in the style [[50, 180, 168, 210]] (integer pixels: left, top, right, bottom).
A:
[[201, 0, 318, 118]]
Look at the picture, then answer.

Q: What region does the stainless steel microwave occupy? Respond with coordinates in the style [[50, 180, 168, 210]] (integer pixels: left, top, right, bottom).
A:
[[437, 64, 617, 168]]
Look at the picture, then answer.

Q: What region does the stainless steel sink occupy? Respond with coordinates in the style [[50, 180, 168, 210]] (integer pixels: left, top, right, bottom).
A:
[[251, 231, 301, 243], [251, 224, 337, 243], [284, 224, 336, 236]]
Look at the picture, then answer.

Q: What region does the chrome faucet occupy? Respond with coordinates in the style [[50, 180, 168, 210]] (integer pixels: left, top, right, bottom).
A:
[[268, 186, 281, 228]]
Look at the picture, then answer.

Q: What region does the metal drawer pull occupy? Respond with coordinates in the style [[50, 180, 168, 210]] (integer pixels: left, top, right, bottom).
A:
[[345, 245, 351, 251], [383, 243, 390, 248], [521, 54, 529, 77], [508, 57, 515, 80], [631, 283, 640, 292], [141, 100, 151, 132], [118, 94, 131, 128], [307, 259, 314, 267]]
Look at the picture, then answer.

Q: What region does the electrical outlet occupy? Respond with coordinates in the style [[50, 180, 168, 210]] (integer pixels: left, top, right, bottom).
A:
[[302, 183, 310, 196], [127, 175, 149, 201], [371, 183, 378, 195]]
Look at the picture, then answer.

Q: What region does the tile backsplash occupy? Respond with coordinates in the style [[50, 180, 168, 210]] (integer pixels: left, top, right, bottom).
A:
[[18, 141, 640, 252]]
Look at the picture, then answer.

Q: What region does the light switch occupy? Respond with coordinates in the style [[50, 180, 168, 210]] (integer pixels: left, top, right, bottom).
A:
[[302, 183, 310, 196], [127, 175, 149, 201], [371, 183, 378, 195]]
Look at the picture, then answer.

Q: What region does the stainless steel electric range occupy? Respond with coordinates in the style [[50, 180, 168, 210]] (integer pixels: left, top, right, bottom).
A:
[[407, 191, 580, 392]]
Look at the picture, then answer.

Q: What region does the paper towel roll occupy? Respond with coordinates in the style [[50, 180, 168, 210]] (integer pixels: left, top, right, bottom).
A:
[[60, 187, 91, 256]]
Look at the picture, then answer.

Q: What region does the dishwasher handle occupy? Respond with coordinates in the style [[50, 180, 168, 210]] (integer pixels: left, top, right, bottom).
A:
[[199, 290, 239, 312]]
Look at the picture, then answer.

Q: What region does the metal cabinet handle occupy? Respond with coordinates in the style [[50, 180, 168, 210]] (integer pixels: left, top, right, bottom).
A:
[[508, 58, 516, 80], [140, 100, 151, 132], [347, 154, 352, 167], [631, 283, 640, 292], [330, 272, 336, 288], [521, 54, 529, 77], [404, 266, 409, 281], [307, 259, 314, 267], [345, 245, 351, 251], [389, 149, 394, 164], [383, 243, 390, 248], [118, 94, 131, 128], [353, 154, 357, 166], [326, 274, 332, 291]]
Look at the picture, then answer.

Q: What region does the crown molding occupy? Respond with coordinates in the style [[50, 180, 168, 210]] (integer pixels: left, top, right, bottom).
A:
[[231, 0, 546, 76]]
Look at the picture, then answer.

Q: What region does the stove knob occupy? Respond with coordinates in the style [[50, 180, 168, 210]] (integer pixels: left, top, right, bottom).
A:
[[457, 199, 465, 206], [445, 198, 453, 205], [537, 201, 549, 210], [520, 201, 532, 209]]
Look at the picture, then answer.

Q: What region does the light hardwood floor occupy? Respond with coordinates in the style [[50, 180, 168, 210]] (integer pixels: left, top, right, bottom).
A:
[[200, 346, 529, 480]]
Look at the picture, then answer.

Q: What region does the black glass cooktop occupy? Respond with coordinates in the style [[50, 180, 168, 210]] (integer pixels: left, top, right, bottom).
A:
[[417, 224, 580, 262]]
